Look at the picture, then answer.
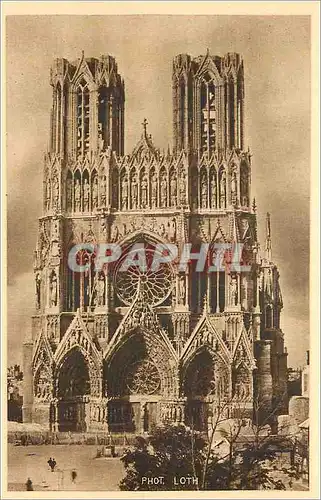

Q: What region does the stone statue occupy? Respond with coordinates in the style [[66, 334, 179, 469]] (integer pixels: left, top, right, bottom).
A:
[[74, 179, 81, 212], [170, 173, 177, 206], [231, 171, 237, 204], [151, 173, 157, 208], [35, 273, 41, 309], [83, 178, 90, 211], [52, 218, 59, 241], [92, 177, 98, 208], [121, 174, 128, 209], [210, 176, 217, 208], [131, 174, 138, 209], [179, 172, 186, 204], [66, 177, 72, 210], [52, 177, 59, 208], [96, 275, 105, 306], [178, 275, 186, 304], [240, 169, 248, 206], [220, 171, 226, 208], [110, 225, 119, 242], [160, 175, 167, 206], [46, 179, 51, 209], [158, 223, 166, 238], [141, 175, 148, 208], [168, 218, 176, 242], [49, 272, 58, 307], [201, 176, 207, 208], [230, 275, 237, 306], [100, 176, 106, 204]]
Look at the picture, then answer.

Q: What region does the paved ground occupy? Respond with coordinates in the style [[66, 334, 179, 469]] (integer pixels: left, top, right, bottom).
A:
[[7, 444, 309, 492], [7, 444, 125, 491]]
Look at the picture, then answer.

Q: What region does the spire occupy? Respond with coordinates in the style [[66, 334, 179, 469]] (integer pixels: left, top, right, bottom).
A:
[[203, 292, 210, 315], [142, 118, 148, 139], [265, 212, 272, 261]]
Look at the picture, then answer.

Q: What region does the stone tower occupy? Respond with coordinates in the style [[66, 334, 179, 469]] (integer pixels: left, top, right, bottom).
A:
[[23, 51, 287, 433]]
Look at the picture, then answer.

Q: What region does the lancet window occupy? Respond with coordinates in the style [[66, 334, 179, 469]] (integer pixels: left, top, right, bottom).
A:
[[200, 75, 216, 154], [66, 248, 98, 312], [76, 80, 90, 156]]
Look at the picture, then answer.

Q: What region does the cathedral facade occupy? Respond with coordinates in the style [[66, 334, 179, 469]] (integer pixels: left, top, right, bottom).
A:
[[23, 51, 288, 434]]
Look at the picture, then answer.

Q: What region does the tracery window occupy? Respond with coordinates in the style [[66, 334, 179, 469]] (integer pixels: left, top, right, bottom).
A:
[[126, 359, 161, 395], [200, 75, 216, 154], [66, 248, 96, 312], [179, 78, 186, 150], [228, 77, 235, 148], [113, 243, 173, 307], [98, 86, 108, 149], [77, 80, 90, 155]]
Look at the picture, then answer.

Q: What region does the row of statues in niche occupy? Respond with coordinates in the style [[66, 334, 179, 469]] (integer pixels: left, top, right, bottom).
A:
[[34, 370, 52, 401], [161, 404, 184, 422], [45, 166, 249, 212], [197, 169, 249, 209], [46, 173, 107, 213], [118, 169, 187, 210], [110, 217, 177, 243], [37, 269, 106, 310], [42, 270, 243, 311], [65, 271, 106, 311], [66, 174, 105, 212], [35, 270, 59, 309], [232, 367, 251, 400], [41, 269, 245, 311]]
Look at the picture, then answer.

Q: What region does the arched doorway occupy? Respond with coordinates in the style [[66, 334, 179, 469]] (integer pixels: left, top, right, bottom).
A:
[[57, 349, 90, 432], [183, 348, 230, 431], [184, 350, 215, 431], [105, 331, 170, 434]]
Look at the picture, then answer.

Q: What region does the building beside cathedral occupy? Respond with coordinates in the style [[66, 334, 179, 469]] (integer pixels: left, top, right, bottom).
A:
[[23, 51, 288, 433]]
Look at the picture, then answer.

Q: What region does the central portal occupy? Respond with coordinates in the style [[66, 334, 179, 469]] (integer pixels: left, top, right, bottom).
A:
[[105, 332, 164, 434], [107, 399, 159, 434]]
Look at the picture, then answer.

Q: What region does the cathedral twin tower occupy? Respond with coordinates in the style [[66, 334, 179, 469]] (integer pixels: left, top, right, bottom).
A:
[[23, 51, 287, 434]]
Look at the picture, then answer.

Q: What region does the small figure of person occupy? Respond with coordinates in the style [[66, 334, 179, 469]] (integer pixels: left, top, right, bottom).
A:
[[71, 469, 77, 483], [47, 457, 56, 472], [26, 478, 33, 491]]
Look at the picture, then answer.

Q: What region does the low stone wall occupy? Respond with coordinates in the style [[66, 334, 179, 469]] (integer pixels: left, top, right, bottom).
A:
[[8, 429, 137, 446]]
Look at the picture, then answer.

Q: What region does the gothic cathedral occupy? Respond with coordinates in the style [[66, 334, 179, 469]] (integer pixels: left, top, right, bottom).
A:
[[23, 51, 288, 434]]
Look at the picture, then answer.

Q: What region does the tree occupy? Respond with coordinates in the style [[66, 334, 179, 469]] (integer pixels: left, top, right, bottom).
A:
[[120, 425, 206, 491], [120, 392, 294, 491], [203, 392, 294, 490]]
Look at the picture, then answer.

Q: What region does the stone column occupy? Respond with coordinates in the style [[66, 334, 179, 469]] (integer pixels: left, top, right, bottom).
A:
[[51, 398, 59, 433], [22, 341, 34, 423], [254, 340, 273, 422]]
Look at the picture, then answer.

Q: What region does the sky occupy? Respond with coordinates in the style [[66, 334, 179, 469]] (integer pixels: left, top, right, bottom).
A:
[[6, 14, 310, 368]]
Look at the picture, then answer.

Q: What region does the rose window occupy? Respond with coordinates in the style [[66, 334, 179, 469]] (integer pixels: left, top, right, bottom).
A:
[[113, 246, 173, 306], [126, 360, 161, 395]]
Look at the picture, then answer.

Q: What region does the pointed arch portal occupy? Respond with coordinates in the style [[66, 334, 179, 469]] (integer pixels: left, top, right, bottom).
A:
[[105, 328, 177, 434], [57, 349, 90, 432], [183, 348, 230, 431]]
